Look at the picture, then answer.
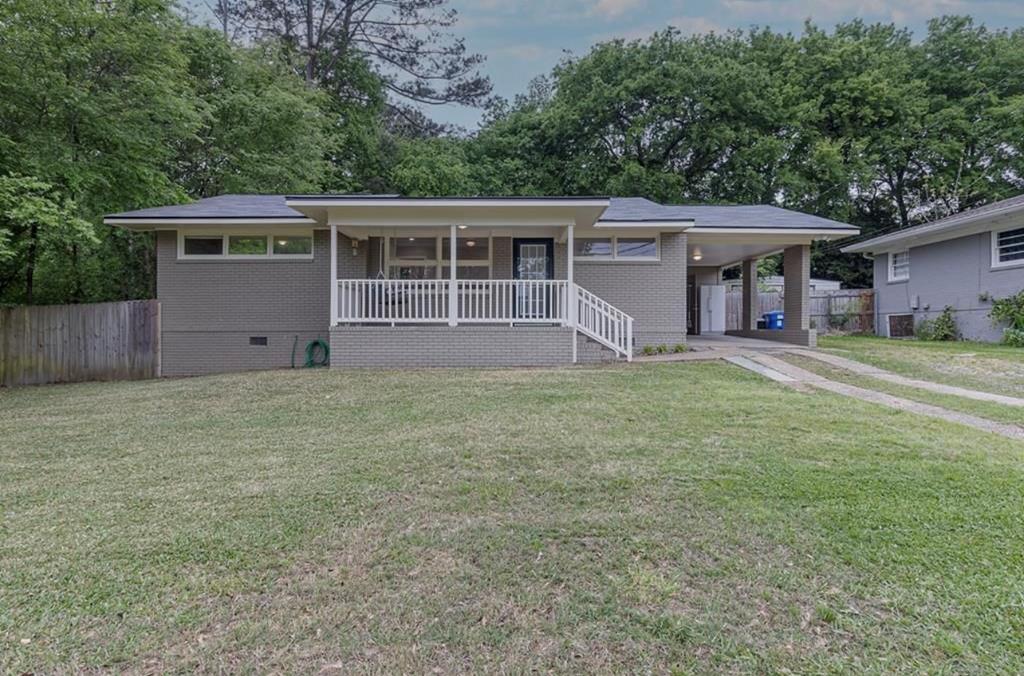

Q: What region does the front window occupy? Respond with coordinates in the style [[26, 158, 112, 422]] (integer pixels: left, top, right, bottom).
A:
[[993, 227, 1024, 267], [183, 236, 223, 256], [273, 235, 312, 255], [574, 238, 612, 258], [575, 236, 658, 261], [388, 236, 492, 279], [179, 233, 313, 259], [229, 235, 268, 256], [889, 250, 910, 282]]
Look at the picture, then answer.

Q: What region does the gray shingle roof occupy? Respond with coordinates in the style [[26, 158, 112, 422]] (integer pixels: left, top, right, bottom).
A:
[[104, 193, 858, 233], [602, 197, 856, 230], [843, 193, 1024, 253], [106, 195, 308, 220]]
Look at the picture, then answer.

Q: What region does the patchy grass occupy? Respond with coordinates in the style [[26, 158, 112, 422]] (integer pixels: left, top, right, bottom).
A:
[[2, 363, 1024, 673], [820, 335, 1024, 398], [781, 353, 1024, 426]]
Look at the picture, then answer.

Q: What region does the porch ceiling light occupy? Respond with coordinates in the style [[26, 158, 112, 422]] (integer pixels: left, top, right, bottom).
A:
[[457, 224, 468, 230], [466, 240, 476, 247], [692, 253, 703, 261]]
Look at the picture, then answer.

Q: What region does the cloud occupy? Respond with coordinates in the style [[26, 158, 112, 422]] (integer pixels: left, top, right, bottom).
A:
[[669, 16, 724, 35], [720, 0, 1024, 23], [492, 44, 553, 61], [590, 0, 646, 19]]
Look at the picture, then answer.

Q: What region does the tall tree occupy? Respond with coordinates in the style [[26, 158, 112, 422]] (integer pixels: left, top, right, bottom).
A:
[[175, 27, 331, 197], [219, 0, 491, 111]]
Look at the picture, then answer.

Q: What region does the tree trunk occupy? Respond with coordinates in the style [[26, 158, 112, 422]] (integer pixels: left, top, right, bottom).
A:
[[305, 0, 316, 84]]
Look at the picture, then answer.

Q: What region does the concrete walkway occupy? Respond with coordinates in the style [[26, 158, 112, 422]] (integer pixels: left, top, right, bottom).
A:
[[790, 349, 1024, 408], [741, 353, 1024, 441]]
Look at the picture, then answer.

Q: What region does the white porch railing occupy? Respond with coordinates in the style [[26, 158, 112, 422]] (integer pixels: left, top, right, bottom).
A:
[[337, 279, 571, 324], [335, 279, 633, 361]]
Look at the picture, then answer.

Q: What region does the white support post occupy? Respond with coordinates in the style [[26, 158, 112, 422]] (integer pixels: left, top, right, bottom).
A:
[[329, 224, 338, 327], [567, 223, 577, 363], [448, 224, 458, 326]]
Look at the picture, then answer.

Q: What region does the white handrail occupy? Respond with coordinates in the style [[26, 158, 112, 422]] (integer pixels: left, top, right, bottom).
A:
[[573, 284, 634, 361], [336, 279, 569, 325]]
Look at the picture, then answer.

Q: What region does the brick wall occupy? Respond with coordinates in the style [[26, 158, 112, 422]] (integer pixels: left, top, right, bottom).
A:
[[573, 233, 687, 348], [157, 229, 352, 375], [330, 325, 576, 367]]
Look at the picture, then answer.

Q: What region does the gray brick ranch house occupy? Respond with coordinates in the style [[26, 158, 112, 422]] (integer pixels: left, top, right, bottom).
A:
[[104, 195, 858, 375], [842, 193, 1024, 341]]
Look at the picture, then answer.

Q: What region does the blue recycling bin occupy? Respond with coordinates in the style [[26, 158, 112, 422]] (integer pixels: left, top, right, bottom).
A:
[[763, 311, 784, 330]]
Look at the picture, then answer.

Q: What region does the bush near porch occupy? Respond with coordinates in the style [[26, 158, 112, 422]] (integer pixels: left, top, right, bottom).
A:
[[2, 363, 1023, 672]]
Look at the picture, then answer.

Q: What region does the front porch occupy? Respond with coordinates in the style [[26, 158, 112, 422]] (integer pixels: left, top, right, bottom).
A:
[[324, 217, 637, 365]]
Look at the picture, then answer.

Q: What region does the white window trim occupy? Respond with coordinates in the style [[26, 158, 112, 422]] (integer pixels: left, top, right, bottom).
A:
[[888, 250, 910, 282], [991, 226, 1024, 270], [385, 235, 493, 279], [177, 231, 314, 260], [574, 235, 660, 262]]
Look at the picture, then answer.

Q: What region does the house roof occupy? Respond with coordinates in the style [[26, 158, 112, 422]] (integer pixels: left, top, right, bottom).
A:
[[105, 194, 311, 221], [599, 197, 856, 231], [842, 193, 1024, 254], [103, 194, 858, 235]]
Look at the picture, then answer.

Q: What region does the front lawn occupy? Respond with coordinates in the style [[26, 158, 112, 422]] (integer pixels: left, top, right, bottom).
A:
[[2, 364, 1023, 672], [819, 334, 1024, 398]]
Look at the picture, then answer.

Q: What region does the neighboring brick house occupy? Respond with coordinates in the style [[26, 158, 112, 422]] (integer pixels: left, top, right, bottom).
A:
[[842, 194, 1024, 342], [105, 195, 857, 375]]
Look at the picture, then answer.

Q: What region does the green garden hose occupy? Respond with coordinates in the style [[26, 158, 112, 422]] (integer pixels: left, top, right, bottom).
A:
[[304, 338, 330, 368]]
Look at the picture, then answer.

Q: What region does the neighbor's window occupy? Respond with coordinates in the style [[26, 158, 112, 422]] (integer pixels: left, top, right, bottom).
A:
[[889, 250, 910, 282], [993, 227, 1024, 267], [575, 236, 658, 261], [183, 236, 223, 256], [229, 235, 268, 256], [272, 235, 312, 256]]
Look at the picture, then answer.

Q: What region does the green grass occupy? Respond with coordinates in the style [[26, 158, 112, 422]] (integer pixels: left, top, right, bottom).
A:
[[819, 335, 1024, 398], [781, 353, 1024, 426], [2, 364, 1024, 672]]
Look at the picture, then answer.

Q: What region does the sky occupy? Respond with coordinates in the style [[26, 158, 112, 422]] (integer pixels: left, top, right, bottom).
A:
[[435, 0, 1024, 129], [183, 1, 1024, 130]]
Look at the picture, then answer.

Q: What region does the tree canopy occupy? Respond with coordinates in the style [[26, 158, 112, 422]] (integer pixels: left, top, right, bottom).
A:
[[1, 1, 1022, 303]]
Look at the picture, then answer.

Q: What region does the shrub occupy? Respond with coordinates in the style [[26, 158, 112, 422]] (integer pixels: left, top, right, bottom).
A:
[[641, 345, 656, 356], [915, 306, 959, 341], [672, 343, 688, 353], [991, 290, 1024, 337], [656, 344, 669, 354], [1003, 328, 1024, 347]]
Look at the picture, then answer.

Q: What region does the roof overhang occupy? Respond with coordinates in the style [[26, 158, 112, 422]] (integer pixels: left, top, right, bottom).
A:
[[103, 217, 316, 231], [286, 197, 611, 228], [595, 219, 693, 231], [843, 205, 1024, 254]]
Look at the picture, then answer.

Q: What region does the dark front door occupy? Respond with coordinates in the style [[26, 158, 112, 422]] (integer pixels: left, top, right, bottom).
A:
[[512, 238, 555, 319]]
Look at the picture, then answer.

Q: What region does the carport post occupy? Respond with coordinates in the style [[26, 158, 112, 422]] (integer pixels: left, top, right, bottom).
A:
[[741, 258, 759, 331]]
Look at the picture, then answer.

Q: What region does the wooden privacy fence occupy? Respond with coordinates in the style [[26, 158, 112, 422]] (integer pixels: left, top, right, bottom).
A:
[[725, 289, 875, 334], [0, 300, 160, 387]]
